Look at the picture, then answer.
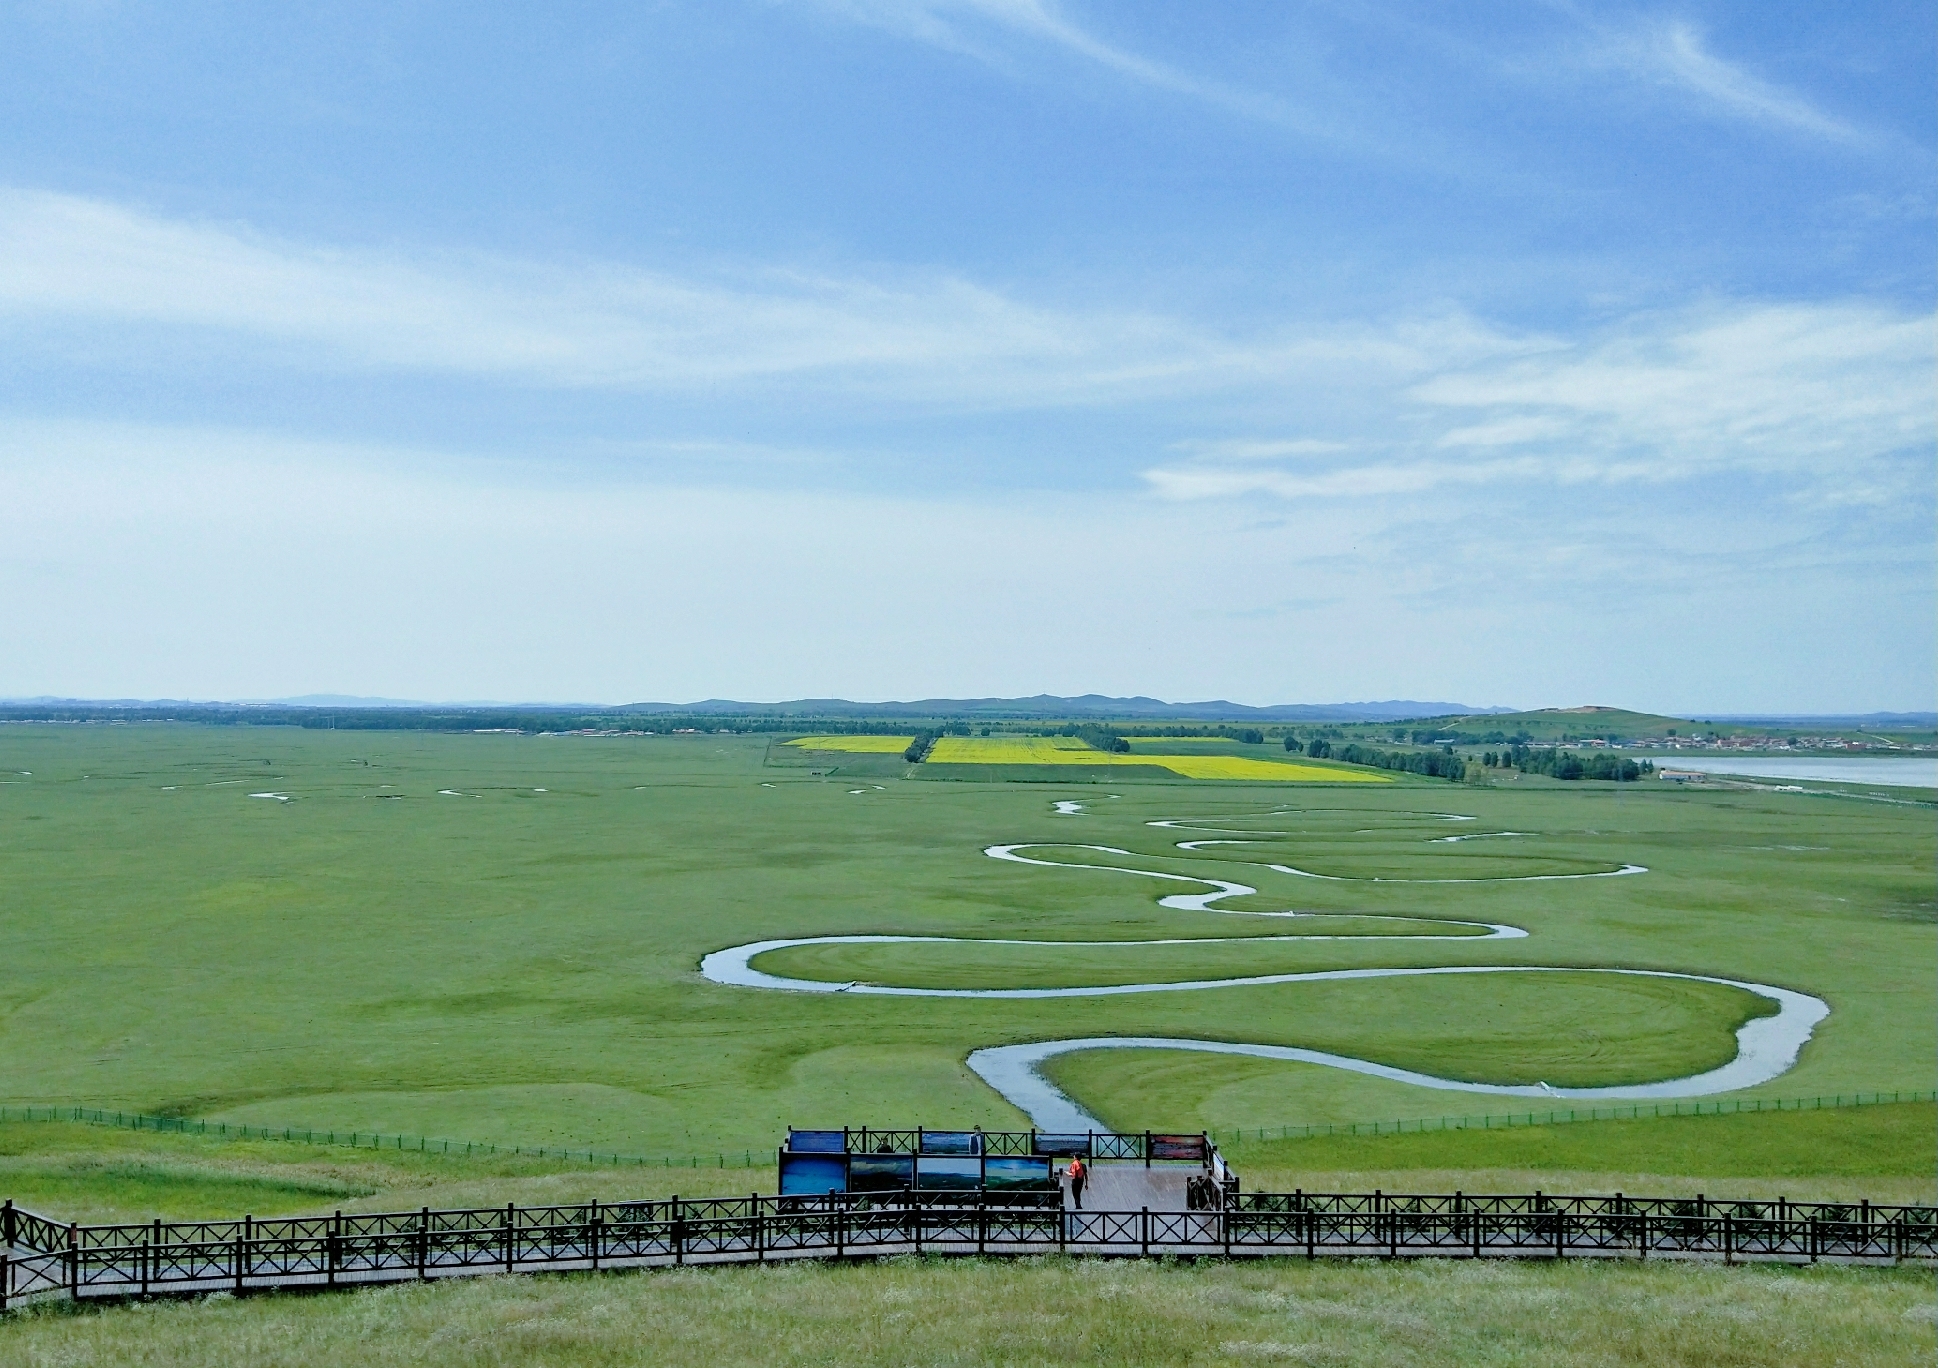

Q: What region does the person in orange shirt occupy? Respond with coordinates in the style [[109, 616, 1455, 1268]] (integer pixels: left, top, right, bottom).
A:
[[1066, 1155, 1087, 1209]]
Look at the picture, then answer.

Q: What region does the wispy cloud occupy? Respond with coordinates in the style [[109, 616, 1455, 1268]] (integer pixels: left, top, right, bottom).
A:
[[1593, 18, 1863, 143], [5, 188, 1928, 513], [1168, 438, 1353, 461], [800, 1, 1324, 136], [1145, 301, 1934, 501], [0, 187, 1511, 407], [0, 187, 1238, 404]]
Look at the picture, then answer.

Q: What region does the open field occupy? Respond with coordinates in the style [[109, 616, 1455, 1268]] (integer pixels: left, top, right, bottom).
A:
[[1, 1242, 1930, 1366], [0, 725, 1930, 1167]]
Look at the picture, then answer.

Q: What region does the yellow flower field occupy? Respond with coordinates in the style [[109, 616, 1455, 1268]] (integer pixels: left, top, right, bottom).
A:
[[926, 737, 1092, 763], [925, 735, 1387, 782], [1147, 754, 1387, 781], [784, 735, 915, 752]]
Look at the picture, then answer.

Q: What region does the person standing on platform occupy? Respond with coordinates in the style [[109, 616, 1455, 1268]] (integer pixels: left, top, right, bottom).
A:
[[1067, 1155, 1087, 1209]]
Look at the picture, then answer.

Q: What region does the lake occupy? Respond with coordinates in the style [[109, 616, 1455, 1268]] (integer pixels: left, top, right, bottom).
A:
[[1641, 756, 1938, 788]]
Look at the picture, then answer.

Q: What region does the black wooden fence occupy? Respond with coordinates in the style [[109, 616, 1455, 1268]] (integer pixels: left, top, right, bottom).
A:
[[4, 1188, 1931, 1309]]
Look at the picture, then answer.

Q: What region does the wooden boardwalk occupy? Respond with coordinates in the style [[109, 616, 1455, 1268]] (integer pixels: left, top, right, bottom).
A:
[[1071, 1163, 1195, 1213]]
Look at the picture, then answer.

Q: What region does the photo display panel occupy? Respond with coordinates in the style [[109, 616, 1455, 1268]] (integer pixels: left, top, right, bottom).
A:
[[983, 1156, 1054, 1189], [786, 1130, 847, 1154], [1031, 1133, 1092, 1157], [779, 1153, 847, 1195], [847, 1153, 915, 1192], [918, 1131, 983, 1155], [914, 1156, 982, 1189]]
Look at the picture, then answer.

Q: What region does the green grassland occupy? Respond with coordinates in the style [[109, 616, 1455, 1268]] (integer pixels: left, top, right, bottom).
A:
[[0, 1120, 770, 1226], [4, 1248, 1930, 1366], [0, 725, 1930, 1172]]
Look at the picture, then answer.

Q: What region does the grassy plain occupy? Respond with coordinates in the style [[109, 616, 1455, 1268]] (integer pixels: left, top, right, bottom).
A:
[[4, 1253, 1931, 1367], [0, 725, 1930, 1164]]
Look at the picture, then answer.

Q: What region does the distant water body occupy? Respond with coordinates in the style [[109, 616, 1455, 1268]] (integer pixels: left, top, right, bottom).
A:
[[1645, 756, 1938, 788]]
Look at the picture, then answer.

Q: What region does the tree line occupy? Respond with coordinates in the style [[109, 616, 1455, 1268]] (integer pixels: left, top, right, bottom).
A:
[[1485, 747, 1655, 781]]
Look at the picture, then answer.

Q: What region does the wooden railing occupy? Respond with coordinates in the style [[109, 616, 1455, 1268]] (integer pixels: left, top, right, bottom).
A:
[[4, 1188, 1931, 1310]]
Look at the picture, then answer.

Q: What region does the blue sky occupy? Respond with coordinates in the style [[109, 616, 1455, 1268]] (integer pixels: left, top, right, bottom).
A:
[[1, 2, 1931, 710]]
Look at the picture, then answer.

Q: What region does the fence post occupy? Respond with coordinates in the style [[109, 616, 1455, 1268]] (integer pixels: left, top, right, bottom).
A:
[[418, 1207, 429, 1280], [1142, 1207, 1150, 1258], [1722, 1211, 1732, 1264], [3, 1199, 12, 1249], [505, 1203, 516, 1274], [1, 1252, 9, 1313], [68, 1224, 78, 1299], [328, 1211, 339, 1288], [751, 1195, 762, 1263], [977, 1191, 986, 1256], [674, 1198, 684, 1266], [592, 1200, 603, 1271], [1144, 1133, 1152, 1168]]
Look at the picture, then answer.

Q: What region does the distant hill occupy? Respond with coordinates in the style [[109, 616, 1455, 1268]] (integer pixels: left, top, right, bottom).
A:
[[0, 693, 1515, 727], [614, 695, 1518, 722], [1397, 706, 1691, 741]]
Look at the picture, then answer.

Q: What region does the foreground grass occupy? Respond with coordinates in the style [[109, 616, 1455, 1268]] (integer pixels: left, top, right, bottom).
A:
[[5, 1256, 1932, 1366]]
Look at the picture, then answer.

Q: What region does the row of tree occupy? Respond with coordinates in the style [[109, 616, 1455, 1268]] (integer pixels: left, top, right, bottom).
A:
[[1119, 725, 1267, 743], [1072, 724, 1132, 753], [1330, 743, 1469, 780], [1485, 747, 1655, 782]]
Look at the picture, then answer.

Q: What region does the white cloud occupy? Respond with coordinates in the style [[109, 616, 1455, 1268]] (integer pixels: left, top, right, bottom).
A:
[[1434, 416, 1570, 449], [1411, 302, 1933, 478]]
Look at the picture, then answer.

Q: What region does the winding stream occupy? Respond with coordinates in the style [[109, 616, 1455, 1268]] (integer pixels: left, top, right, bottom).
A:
[[699, 806, 1828, 1130]]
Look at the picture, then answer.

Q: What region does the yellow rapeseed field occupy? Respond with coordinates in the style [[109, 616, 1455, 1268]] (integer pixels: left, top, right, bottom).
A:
[[926, 737, 1092, 763], [924, 736, 1387, 781], [784, 736, 914, 753], [1148, 754, 1387, 782]]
